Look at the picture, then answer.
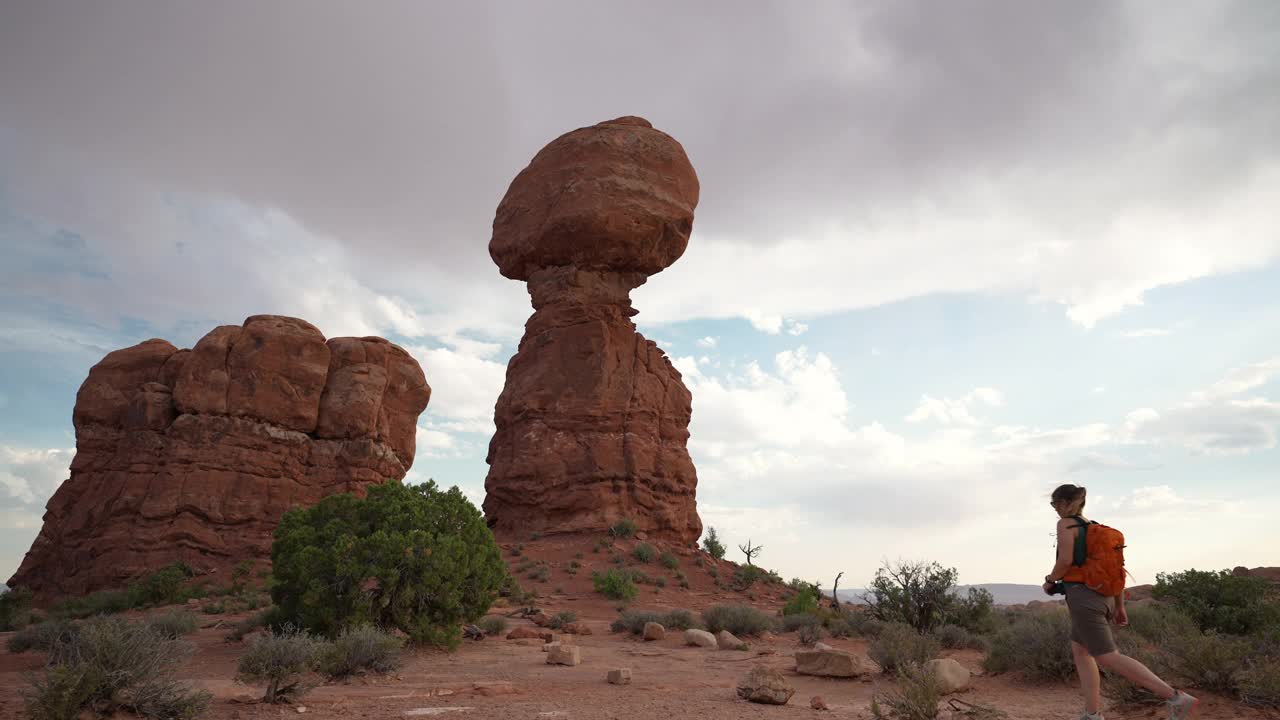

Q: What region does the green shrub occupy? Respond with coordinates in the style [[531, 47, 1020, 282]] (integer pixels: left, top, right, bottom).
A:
[[0, 586, 35, 631], [318, 624, 404, 678], [701, 604, 775, 636], [629, 569, 652, 585], [201, 600, 227, 615], [528, 565, 550, 583], [655, 576, 667, 588], [610, 518, 637, 539], [633, 543, 656, 563], [612, 610, 661, 634], [871, 662, 942, 720], [869, 622, 940, 675], [660, 551, 679, 569], [865, 561, 991, 633], [701, 527, 726, 559], [826, 618, 854, 638], [732, 564, 766, 590], [983, 611, 1074, 681], [659, 609, 699, 630], [270, 480, 506, 649], [1124, 602, 1200, 643], [933, 623, 988, 651], [236, 625, 323, 703], [8, 619, 80, 654], [477, 616, 508, 636], [130, 562, 194, 606], [23, 616, 209, 720], [782, 612, 822, 633], [1164, 630, 1249, 694], [1154, 569, 1279, 635], [1239, 660, 1280, 709], [592, 569, 639, 601], [22, 664, 103, 720], [145, 610, 198, 639], [784, 582, 821, 616], [548, 611, 577, 629], [49, 589, 132, 619]]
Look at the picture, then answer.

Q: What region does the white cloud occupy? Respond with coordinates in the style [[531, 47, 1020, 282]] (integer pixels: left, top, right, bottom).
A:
[[784, 320, 809, 336], [1123, 327, 1173, 338], [405, 343, 508, 436], [696, 336, 718, 348], [1125, 358, 1280, 455], [0, 446, 73, 534], [906, 387, 1004, 426]]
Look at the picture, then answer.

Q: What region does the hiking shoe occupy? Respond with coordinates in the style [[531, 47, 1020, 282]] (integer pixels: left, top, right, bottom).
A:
[[1167, 690, 1199, 719]]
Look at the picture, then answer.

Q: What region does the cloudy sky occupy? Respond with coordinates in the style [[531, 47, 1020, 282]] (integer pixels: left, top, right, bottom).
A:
[[2, 1, 1278, 589]]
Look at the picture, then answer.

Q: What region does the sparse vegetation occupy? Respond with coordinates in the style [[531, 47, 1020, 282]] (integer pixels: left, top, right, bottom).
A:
[[22, 616, 209, 720], [933, 623, 988, 651], [592, 568, 639, 601], [798, 623, 824, 646], [236, 625, 322, 703], [1162, 630, 1250, 695], [270, 480, 506, 648], [737, 538, 763, 566], [701, 604, 776, 636], [701, 526, 726, 559], [610, 518, 637, 539], [317, 624, 404, 678], [731, 564, 766, 590], [983, 610, 1075, 681], [224, 609, 272, 642], [871, 662, 942, 720], [0, 586, 35, 631], [548, 611, 577, 629], [782, 612, 822, 633], [633, 543, 656, 563], [145, 610, 198, 639], [8, 619, 79, 654], [660, 551, 679, 570], [478, 616, 508, 636], [869, 622, 940, 675], [49, 562, 197, 620]]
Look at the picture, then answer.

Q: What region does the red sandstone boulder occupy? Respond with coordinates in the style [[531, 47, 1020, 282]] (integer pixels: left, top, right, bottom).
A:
[[483, 117, 702, 543], [489, 116, 700, 281], [9, 315, 430, 598]]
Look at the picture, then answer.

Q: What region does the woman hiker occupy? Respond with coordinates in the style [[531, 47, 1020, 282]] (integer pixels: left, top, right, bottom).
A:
[[1043, 483, 1199, 720]]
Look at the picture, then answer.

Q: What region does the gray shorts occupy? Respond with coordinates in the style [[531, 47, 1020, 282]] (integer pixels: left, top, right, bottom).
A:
[[1065, 584, 1117, 657]]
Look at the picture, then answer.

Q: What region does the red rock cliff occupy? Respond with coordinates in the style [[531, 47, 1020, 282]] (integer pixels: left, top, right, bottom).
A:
[[483, 117, 703, 543], [9, 315, 431, 597]]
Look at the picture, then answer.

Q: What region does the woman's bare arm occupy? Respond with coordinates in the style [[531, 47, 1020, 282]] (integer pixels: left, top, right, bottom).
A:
[[1044, 518, 1077, 583]]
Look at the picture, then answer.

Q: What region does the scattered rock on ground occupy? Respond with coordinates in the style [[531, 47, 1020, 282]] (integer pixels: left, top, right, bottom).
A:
[[547, 645, 582, 666], [736, 665, 795, 705], [607, 668, 632, 685], [643, 622, 665, 641], [795, 647, 870, 678], [810, 696, 829, 711], [925, 658, 971, 694], [508, 627, 549, 641], [684, 629, 717, 648], [561, 622, 592, 635], [717, 630, 747, 650]]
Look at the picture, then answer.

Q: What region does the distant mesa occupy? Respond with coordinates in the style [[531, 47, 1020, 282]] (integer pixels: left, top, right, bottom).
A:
[[483, 116, 703, 543], [9, 315, 431, 597]]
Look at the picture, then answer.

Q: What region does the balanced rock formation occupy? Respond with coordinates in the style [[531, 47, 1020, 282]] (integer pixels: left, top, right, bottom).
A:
[[483, 116, 702, 542], [9, 315, 430, 597]]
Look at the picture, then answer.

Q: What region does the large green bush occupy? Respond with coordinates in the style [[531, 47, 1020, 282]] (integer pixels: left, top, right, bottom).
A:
[[271, 480, 506, 649], [865, 561, 993, 633], [0, 586, 34, 631], [1153, 569, 1280, 635], [783, 581, 822, 616], [591, 569, 639, 601]]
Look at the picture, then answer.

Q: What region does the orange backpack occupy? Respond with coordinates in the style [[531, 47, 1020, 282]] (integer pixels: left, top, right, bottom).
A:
[[1061, 516, 1127, 597]]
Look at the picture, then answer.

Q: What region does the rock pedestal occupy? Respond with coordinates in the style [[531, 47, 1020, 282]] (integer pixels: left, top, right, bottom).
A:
[[482, 117, 702, 543]]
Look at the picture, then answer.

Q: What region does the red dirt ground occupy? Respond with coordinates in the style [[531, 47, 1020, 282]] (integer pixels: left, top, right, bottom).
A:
[[1, 536, 1272, 720]]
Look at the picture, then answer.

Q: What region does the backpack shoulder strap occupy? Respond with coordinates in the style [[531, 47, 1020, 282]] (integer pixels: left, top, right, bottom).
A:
[[1070, 515, 1089, 566]]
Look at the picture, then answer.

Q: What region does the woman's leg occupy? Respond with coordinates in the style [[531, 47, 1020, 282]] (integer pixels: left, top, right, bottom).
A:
[[1094, 652, 1175, 699], [1072, 641, 1103, 714]]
